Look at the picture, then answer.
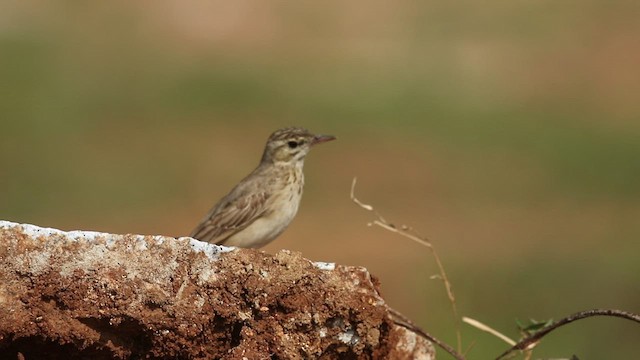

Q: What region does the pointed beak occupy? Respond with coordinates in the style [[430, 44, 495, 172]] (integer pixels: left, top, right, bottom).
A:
[[311, 134, 336, 146]]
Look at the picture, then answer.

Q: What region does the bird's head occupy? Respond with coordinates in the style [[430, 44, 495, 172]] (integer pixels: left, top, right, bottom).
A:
[[261, 127, 335, 164]]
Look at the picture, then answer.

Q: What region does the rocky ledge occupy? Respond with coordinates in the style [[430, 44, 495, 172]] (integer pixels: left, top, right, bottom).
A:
[[0, 221, 433, 359]]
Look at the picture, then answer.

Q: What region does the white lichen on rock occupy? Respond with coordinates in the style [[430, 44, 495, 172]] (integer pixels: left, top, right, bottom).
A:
[[0, 220, 233, 257], [313, 261, 336, 271]]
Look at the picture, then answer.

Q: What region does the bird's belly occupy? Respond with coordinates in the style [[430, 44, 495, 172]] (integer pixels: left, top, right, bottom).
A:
[[224, 191, 301, 248]]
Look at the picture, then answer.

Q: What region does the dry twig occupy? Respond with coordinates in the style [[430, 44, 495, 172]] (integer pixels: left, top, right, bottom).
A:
[[350, 177, 463, 355], [389, 308, 465, 360], [496, 309, 640, 360]]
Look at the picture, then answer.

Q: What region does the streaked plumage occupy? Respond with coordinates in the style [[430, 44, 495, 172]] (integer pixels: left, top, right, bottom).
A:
[[190, 127, 335, 248]]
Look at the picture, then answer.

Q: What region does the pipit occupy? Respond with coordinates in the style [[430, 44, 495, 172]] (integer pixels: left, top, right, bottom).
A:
[[190, 127, 335, 248]]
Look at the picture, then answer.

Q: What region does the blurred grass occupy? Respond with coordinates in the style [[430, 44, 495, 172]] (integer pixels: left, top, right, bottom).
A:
[[1, 1, 639, 358]]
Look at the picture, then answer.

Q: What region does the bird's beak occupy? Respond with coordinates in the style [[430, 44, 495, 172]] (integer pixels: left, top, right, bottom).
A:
[[311, 134, 336, 146]]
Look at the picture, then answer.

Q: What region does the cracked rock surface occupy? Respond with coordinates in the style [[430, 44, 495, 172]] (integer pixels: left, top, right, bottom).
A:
[[0, 221, 434, 359]]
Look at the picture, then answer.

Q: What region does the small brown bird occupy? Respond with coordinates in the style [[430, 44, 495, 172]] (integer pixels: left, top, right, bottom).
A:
[[190, 127, 335, 248]]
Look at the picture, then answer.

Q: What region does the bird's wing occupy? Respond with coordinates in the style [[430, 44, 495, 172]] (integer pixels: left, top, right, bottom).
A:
[[189, 189, 271, 245]]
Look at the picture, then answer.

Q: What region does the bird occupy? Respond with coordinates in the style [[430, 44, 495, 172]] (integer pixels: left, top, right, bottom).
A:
[[189, 127, 335, 248]]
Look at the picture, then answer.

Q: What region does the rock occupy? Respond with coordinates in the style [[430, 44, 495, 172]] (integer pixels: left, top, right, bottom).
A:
[[0, 221, 434, 359]]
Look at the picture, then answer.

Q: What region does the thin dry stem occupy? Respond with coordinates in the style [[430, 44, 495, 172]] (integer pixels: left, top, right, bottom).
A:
[[350, 177, 463, 354], [462, 317, 516, 346]]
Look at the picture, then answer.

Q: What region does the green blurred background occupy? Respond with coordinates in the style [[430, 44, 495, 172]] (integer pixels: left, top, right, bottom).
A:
[[1, 1, 639, 358]]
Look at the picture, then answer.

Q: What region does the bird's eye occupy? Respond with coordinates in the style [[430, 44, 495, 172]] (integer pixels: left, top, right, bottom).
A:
[[287, 141, 298, 149]]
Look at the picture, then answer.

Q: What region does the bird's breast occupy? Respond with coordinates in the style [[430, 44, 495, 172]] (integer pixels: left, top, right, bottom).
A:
[[223, 167, 304, 248]]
